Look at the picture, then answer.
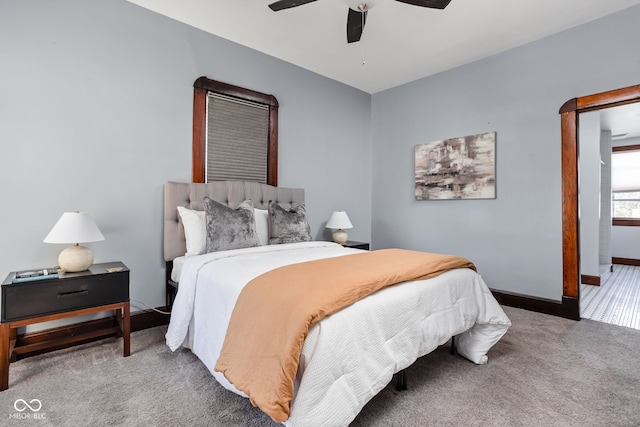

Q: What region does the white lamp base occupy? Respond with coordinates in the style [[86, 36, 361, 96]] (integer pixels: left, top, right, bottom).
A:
[[58, 244, 94, 272], [332, 229, 349, 245]]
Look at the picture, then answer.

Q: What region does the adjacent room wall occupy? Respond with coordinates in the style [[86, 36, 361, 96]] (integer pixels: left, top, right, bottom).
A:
[[612, 227, 640, 261], [599, 130, 612, 267], [579, 111, 602, 279], [371, 5, 640, 300], [0, 0, 372, 321]]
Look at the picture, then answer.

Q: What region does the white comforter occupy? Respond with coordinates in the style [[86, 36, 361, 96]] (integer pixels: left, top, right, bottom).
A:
[[166, 241, 511, 426]]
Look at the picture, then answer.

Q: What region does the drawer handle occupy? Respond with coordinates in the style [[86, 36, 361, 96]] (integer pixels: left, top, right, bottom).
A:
[[57, 290, 89, 297]]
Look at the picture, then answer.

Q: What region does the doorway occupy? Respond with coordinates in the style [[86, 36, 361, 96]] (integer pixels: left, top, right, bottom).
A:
[[559, 84, 640, 321], [578, 105, 640, 330]]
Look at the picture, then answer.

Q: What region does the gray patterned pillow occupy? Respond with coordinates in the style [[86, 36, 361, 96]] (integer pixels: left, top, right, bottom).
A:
[[268, 201, 312, 244], [204, 197, 259, 252]]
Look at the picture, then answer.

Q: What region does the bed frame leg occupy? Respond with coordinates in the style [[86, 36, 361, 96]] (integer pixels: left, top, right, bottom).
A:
[[395, 336, 456, 392], [395, 369, 407, 391]]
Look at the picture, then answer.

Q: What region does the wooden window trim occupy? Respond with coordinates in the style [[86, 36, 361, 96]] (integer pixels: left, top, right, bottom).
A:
[[612, 144, 640, 152], [611, 144, 640, 225], [612, 218, 640, 226], [192, 77, 279, 185]]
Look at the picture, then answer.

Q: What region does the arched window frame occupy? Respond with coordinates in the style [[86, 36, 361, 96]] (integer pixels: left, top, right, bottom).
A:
[[192, 76, 279, 185]]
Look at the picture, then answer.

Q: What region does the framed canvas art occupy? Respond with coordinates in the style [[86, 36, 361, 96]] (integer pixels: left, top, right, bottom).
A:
[[415, 132, 496, 200]]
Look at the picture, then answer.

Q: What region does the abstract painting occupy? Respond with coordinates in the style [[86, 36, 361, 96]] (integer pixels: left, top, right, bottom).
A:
[[415, 132, 496, 200]]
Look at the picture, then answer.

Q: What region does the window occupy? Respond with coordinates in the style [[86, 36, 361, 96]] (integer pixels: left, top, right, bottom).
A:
[[612, 191, 640, 218], [192, 77, 279, 185], [612, 145, 640, 225], [205, 93, 269, 183]]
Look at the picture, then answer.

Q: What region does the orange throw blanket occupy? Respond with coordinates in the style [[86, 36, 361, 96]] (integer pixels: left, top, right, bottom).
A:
[[214, 249, 476, 422]]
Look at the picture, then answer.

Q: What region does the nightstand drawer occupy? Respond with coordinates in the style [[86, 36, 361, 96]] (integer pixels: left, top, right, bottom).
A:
[[342, 241, 370, 250], [2, 272, 129, 322]]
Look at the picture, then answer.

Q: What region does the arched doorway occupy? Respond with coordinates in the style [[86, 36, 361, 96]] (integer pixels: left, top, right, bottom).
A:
[[559, 84, 640, 320]]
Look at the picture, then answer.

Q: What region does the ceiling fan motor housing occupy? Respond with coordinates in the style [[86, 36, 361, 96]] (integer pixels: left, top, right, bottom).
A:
[[346, 0, 377, 11]]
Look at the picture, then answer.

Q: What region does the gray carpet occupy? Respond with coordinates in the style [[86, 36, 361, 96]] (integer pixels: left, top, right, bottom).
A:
[[3, 306, 639, 426]]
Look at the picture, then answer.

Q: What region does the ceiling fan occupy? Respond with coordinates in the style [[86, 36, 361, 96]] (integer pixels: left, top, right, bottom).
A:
[[268, 0, 452, 43]]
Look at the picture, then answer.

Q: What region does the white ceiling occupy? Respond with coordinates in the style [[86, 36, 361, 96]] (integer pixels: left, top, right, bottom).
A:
[[127, 0, 640, 94], [601, 103, 640, 141], [127, 0, 640, 140]]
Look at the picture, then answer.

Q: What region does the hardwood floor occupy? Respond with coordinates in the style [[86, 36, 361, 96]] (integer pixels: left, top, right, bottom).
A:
[[580, 264, 640, 330]]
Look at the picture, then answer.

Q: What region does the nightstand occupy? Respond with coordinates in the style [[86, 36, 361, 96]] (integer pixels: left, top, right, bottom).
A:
[[342, 241, 370, 250], [0, 262, 130, 391]]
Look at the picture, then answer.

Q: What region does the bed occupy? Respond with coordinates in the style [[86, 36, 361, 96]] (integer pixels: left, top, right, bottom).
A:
[[163, 180, 511, 426]]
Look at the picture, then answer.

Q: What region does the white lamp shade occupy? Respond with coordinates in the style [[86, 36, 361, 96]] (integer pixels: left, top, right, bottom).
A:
[[326, 211, 353, 230], [44, 212, 105, 244]]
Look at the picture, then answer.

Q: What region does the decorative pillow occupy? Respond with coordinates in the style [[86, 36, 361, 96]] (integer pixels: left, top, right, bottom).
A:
[[204, 197, 259, 252], [268, 201, 312, 244], [177, 206, 206, 256], [254, 208, 269, 246]]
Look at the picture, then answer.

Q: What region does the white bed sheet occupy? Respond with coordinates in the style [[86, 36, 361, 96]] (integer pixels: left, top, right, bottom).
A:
[[166, 242, 511, 426], [170, 255, 186, 282]]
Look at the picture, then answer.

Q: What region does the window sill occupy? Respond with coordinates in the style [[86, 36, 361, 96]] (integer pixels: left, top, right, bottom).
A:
[[612, 218, 640, 227]]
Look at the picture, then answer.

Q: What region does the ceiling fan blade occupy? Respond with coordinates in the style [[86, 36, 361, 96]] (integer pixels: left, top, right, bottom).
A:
[[394, 0, 452, 9], [347, 8, 367, 44], [269, 0, 318, 12]]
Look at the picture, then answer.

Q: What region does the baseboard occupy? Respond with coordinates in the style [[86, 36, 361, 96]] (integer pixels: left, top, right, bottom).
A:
[[130, 307, 170, 331], [612, 257, 640, 267], [13, 306, 170, 361], [580, 274, 600, 286], [490, 289, 580, 321]]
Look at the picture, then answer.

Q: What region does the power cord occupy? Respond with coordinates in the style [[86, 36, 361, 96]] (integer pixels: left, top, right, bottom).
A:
[[130, 298, 171, 315]]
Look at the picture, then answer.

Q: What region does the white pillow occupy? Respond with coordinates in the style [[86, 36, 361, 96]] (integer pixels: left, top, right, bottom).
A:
[[254, 208, 269, 246], [177, 206, 206, 256]]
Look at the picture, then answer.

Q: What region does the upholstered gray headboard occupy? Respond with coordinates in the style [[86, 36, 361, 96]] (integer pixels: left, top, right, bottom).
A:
[[164, 181, 305, 261]]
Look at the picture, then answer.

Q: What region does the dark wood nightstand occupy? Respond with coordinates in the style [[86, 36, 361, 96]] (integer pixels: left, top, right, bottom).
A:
[[342, 241, 370, 250], [0, 262, 130, 391]]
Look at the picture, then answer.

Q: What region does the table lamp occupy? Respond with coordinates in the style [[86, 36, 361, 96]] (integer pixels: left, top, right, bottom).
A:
[[326, 210, 353, 244], [43, 212, 105, 272]]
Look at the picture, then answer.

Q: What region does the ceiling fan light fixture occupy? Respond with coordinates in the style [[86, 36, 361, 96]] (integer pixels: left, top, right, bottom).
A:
[[346, 0, 377, 11]]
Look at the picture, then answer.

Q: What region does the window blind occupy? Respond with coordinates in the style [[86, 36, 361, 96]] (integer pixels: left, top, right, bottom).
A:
[[611, 149, 640, 192], [206, 93, 269, 184]]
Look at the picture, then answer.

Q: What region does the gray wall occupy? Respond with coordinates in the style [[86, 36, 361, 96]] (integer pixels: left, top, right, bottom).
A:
[[2, 0, 639, 319], [0, 0, 372, 318], [371, 5, 640, 300]]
